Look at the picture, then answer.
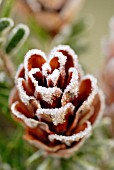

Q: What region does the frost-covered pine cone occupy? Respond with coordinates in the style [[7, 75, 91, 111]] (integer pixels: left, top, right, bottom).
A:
[[9, 45, 104, 157], [15, 0, 84, 35], [100, 17, 114, 135]]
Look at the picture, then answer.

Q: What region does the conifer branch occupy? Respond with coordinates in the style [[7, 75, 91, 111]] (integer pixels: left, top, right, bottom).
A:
[[0, 49, 15, 81]]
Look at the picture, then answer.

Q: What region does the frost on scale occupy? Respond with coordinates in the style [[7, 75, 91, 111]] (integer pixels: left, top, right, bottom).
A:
[[9, 45, 104, 158], [36, 103, 74, 126], [49, 121, 91, 146]]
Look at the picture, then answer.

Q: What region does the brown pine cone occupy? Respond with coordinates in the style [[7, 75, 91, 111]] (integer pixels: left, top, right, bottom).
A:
[[15, 0, 84, 35], [9, 45, 104, 158], [100, 17, 114, 135]]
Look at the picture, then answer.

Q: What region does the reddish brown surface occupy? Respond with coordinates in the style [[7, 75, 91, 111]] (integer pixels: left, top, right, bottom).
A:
[[10, 45, 103, 157]]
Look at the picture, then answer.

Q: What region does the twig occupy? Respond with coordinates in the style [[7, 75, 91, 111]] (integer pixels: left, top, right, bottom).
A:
[[0, 49, 15, 82]]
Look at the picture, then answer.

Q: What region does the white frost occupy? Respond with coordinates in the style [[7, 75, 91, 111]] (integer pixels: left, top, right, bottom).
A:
[[36, 103, 74, 125], [11, 101, 38, 128], [35, 86, 62, 104], [50, 45, 78, 69], [24, 49, 46, 80], [49, 121, 92, 146], [62, 68, 79, 105], [28, 68, 41, 87], [76, 75, 98, 118], [17, 78, 34, 105], [47, 69, 60, 86]]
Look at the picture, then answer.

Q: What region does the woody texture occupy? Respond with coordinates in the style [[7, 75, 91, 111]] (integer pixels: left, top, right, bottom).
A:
[[9, 45, 104, 158]]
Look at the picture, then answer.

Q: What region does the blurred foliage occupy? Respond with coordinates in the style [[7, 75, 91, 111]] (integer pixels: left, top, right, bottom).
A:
[[0, 18, 29, 54], [0, 125, 34, 170], [52, 18, 89, 55], [0, 0, 14, 17], [0, 118, 114, 170], [26, 16, 88, 55], [60, 118, 114, 170], [0, 0, 30, 128], [0, 81, 10, 116]]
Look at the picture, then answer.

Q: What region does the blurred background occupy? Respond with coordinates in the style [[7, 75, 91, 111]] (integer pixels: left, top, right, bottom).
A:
[[0, 0, 114, 170], [80, 0, 114, 74]]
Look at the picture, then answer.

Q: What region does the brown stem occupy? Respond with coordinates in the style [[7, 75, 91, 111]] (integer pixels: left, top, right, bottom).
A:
[[0, 49, 15, 82]]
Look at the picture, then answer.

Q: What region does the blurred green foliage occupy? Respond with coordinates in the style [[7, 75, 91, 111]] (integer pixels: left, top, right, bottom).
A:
[[0, 0, 14, 17], [53, 19, 88, 55], [0, 118, 114, 170]]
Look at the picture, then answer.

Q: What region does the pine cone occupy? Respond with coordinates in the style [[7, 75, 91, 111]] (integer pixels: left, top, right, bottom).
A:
[[100, 17, 114, 135], [9, 45, 104, 158], [15, 0, 84, 35]]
